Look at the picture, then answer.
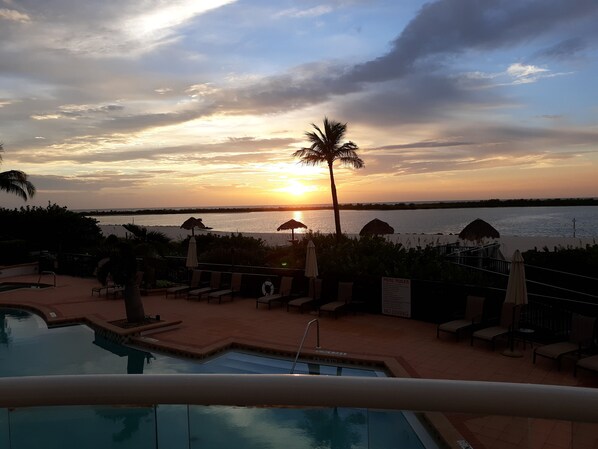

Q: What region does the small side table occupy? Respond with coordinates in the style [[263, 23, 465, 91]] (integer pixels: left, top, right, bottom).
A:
[[516, 328, 535, 350]]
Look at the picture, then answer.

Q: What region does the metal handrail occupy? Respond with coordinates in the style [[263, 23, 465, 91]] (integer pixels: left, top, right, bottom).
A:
[[290, 319, 320, 374], [1, 375, 598, 422]]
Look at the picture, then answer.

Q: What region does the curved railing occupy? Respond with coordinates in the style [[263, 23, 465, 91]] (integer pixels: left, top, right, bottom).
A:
[[1, 375, 598, 423]]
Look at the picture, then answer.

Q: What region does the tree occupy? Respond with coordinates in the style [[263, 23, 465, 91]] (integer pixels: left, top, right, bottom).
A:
[[97, 241, 146, 323], [0, 143, 36, 201], [293, 118, 363, 237]]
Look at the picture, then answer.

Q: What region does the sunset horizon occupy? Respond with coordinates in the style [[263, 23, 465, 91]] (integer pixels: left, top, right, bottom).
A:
[[1, 1, 597, 210]]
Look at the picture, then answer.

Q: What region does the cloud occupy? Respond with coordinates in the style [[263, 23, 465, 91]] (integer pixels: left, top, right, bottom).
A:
[[14, 137, 297, 165], [534, 37, 588, 60], [362, 122, 598, 177], [0, 7, 30, 22], [31, 104, 125, 120], [274, 5, 333, 19], [0, 0, 235, 58], [345, 0, 598, 84], [506, 63, 550, 84]]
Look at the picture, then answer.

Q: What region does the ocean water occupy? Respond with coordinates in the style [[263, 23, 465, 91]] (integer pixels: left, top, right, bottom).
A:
[[90, 205, 598, 238]]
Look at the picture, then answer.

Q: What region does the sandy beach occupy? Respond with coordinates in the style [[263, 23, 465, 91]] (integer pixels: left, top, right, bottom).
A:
[[100, 225, 596, 258]]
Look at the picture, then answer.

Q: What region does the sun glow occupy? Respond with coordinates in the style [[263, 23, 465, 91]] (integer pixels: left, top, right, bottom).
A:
[[282, 180, 315, 196]]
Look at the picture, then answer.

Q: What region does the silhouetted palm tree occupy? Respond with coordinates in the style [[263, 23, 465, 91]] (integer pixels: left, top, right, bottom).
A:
[[0, 143, 36, 201], [97, 241, 146, 323], [293, 118, 363, 237]]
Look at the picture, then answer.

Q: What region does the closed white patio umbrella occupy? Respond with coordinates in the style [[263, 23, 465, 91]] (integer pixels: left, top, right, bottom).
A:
[[305, 240, 318, 279], [186, 236, 198, 269], [505, 250, 528, 306], [503, 249, 528, 357], [305, 240, 319, 301]]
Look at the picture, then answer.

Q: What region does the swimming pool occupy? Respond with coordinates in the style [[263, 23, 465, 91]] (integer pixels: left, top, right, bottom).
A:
[[0, 308, 437, 448]]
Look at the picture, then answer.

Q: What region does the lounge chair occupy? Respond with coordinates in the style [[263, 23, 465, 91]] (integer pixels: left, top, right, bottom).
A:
[[319, 282, 354, 318], [165, 270, 203, 298], [534, 314, 596, 370], [575, 353, 598, 377], [208, 273, 243, 303], [187, 271, 222, 301], [471, 302, 520, 350], [256, 276, 293, 309], [91, 282, 117, 297], [437, 295, 485, 341], [287, 279, 322, 313]]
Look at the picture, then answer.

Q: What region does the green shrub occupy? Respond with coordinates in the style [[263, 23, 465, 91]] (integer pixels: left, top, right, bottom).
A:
[[0, 203, 102, 253]]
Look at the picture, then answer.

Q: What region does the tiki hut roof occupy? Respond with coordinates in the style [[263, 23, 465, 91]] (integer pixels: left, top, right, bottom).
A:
[[277, 219, 308, 232], [180, 217, 211, 235], [359, 218, 395, 236], [458, 218, 500, 241]]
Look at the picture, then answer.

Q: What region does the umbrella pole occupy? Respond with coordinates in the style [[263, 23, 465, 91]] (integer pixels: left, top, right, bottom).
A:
[[502, 305, 522, 358]]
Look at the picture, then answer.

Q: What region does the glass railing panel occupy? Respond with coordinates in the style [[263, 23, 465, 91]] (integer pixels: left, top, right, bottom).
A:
[[368, 410, 426, 449], [2, 405, 594, 448], [444, 415, 598, 449], [155, 404, 189, 449], [188, 406, 372, 449], [7, 405, 157, 449], [0, 408, 8, 449]]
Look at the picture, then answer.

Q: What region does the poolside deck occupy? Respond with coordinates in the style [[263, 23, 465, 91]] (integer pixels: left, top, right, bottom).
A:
[[2, 274, 597, 449]]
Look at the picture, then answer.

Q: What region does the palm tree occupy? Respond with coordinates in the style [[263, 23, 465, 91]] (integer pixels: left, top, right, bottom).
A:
[[97, 241, 146, 324], [293, 118, 364, 237], [0, 143, 36, 200]]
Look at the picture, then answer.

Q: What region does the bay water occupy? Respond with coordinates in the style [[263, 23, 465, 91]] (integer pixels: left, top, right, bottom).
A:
[[90, 205, 598, 238]]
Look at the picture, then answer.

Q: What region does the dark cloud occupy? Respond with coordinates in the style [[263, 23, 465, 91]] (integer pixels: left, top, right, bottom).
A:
[[185, 0, 598, 127], [345, 0, 598, 84], [534, 37, 588, 60]]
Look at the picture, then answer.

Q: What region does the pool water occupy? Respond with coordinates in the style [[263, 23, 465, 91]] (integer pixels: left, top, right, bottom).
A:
[[0, 308, 436, 449], [0, 309, 386, 377]]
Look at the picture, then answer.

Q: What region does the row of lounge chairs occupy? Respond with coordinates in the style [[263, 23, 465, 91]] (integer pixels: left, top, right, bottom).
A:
[[96, 269, 357, 316], [437, 295, 598, 376], [256, 277, 356, 317], [165, 270, 242, 303]]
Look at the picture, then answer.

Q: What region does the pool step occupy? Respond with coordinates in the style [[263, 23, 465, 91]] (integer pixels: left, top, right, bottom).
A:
[[200, 351, 385, 376]]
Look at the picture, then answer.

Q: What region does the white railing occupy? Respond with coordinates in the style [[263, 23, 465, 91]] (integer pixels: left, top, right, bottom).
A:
[[1, 375, 598, 423]]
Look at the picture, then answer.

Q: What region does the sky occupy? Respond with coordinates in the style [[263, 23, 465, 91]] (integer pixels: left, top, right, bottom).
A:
[[1, 0, 597, 210]]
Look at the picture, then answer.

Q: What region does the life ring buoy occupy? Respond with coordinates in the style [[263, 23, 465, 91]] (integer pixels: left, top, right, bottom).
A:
[[262, 281, 274, 296]]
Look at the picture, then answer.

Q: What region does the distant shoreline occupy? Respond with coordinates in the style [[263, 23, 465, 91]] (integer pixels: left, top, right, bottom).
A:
[[81, 198, 597, 217]]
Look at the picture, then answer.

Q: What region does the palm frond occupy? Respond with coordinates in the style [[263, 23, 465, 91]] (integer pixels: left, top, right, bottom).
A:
[[0, 170, 36, 200]]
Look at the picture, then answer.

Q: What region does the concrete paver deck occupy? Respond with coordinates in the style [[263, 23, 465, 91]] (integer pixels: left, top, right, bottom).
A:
[[1, 274, 597, 449]]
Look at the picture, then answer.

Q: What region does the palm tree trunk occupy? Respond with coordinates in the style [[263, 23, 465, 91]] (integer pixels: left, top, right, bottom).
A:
[[124, 280, 145, 323], [328, 162, 342, 237]]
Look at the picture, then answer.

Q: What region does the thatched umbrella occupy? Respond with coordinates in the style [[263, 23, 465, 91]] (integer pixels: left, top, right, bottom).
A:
[[359, 218, 395, 236], [458, 218, 500, 241], [277, 219, 307, 241], [180, 217, 208, 236]]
